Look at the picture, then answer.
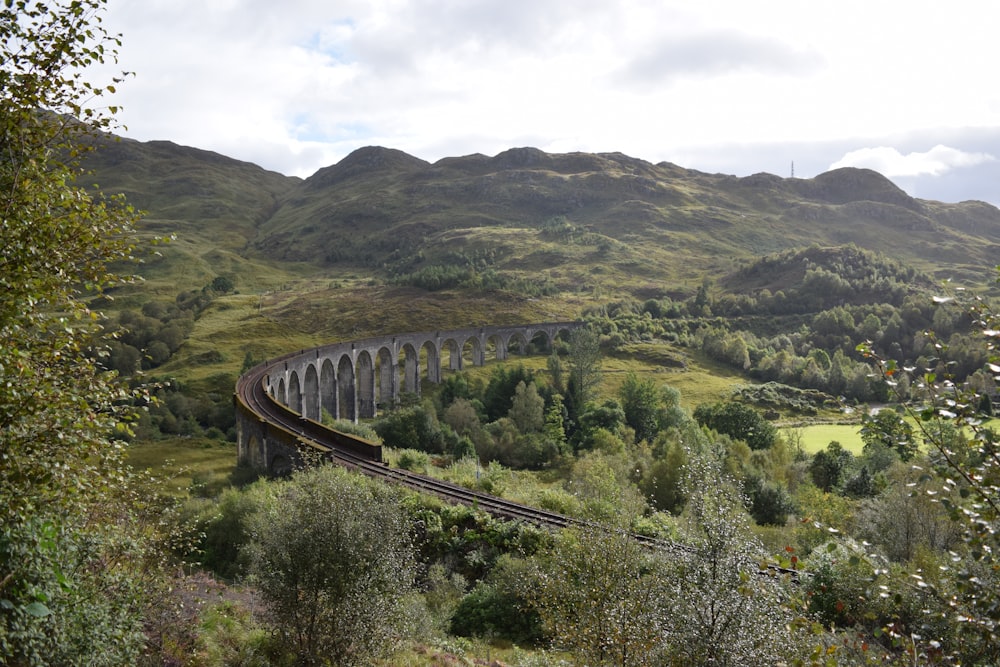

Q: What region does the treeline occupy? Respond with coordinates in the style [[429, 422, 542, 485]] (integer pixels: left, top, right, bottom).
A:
[[97, 277, 240, 441], [585, 246, 992, 405], [388, 246, 559, 296], [99, 276, 234, 376]]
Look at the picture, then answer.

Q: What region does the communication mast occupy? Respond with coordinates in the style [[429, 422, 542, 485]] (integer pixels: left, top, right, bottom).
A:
[[790, 160, 795, 178]]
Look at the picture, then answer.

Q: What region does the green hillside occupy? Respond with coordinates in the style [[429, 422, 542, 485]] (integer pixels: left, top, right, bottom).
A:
[[78, 135, 1000, 402], [85, 139, 1000, 311], [74, 135, 1000, 667]]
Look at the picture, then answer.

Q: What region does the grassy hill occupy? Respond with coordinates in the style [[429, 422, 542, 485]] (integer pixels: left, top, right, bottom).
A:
[[79, 135, 1000, 410], [85, 139, 1000, 306]]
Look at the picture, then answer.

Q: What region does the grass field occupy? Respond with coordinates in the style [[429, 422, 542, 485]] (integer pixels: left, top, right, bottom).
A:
[[126, 437, 240, 498], [784, 423, 865, 455]]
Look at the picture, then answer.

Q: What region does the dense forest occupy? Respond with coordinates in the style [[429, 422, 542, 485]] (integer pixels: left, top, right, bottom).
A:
[[3, 2, 1000, 666]]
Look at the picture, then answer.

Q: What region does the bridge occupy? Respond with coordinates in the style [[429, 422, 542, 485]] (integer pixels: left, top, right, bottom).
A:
[[233, 321, 800, 575], [235, 322, 581, 476]]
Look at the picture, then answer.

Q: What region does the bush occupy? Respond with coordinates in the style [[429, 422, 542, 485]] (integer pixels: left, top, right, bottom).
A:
[[397, 449, 430, 472], [693, 401, 776, 450], [374, 405, 445, 453], [245, 465, 417, 666]]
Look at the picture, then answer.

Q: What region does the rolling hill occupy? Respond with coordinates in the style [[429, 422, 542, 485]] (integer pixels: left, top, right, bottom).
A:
[[84, 138, 1000, 299], [77, 134, 1000, 359]]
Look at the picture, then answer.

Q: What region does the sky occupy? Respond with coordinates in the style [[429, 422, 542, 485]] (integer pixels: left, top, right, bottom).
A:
[[96, 0, 1000, 206]]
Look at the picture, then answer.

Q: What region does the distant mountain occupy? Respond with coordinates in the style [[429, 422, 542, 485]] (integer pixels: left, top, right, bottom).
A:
[[82, 137, 1000, 301]]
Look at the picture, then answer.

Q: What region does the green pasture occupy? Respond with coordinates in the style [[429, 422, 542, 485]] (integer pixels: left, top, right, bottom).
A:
[[126, 437, 240, 498], [783, 422, 864, 455]]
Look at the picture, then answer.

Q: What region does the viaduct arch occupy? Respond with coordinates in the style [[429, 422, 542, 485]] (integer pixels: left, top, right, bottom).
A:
[[236, 322, 581, 475]]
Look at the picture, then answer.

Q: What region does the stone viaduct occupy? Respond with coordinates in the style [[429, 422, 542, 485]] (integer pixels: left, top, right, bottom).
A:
[[236, 322, 581, 474], [269, 322, 581, 422]]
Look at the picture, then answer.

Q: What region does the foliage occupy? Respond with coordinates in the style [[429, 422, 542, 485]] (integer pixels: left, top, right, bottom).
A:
[[860, 408, 917, 462], [193, 484, 269, 581], [733, 381, 840, 415], [809, 441, 854, 492], [482, 364, 535, 423], [450, 555, 544, 645], [100, 298, 200, 374], [189, 600, 285, 667], [618, 372, 660, 443], [0, 1, 179, 663], [391, 261, 559, 297], [855, 281, 1000, 663], [639, 432, 689, 514], [743, 474, 795, 526], [693, 401, 777, 450], [853, 463, 962, 562], [245, 465, 418, 666], [405, 495, 551, 585], [374, 403, 446, 453], [508, 380, 545, 433], [567, 326, 602, 421], [659, 453, 797, 665], [528, 500, 665, 666]]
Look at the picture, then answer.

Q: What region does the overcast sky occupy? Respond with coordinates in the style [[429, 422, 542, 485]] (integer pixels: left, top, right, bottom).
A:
[[97, 0, 1000, 206]]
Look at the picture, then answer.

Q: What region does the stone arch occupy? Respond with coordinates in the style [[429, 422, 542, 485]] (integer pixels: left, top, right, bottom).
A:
[[507, 332, 529, 355], [485, 334, 504, 361], [357, 351, 376, 419], [337, 354, 356, 422], [287, 371, 302, 414], [400, 343, 420, 395], [320, 358, 336, 420], [376, 347, 395, 409], [269, 452, 293, 477], [552, 326, 573, 354], [275, 377, 286, 404], [303, 363, 320, 421], [242, 432, 261, 469], [462, 336, 483, 367], [529, 329, 551, 354]]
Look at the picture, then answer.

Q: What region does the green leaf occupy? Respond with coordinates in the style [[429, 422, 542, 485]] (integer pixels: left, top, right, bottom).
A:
[[24, 601, 51, 617]]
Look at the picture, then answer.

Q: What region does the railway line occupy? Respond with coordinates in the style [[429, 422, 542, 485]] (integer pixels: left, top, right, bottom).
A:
[[237, 358, 580, 531], [236, 358, 801, 572]]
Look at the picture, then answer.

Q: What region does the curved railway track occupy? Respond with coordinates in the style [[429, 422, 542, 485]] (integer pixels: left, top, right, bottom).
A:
[[237, 359, 583, 531], [237, 359, 801, 573]]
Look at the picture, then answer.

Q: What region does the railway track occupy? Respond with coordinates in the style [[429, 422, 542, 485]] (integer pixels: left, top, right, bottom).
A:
[[237, 359, 582, 530], [236, 360, 801, 572]]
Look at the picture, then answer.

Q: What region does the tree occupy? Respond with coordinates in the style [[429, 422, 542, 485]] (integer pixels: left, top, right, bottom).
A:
[[567, 327, 602, 416], [0, 2, 162, 664], [659, 454, 796, 665], [693, 401, 776, 450], [640, 433, 688, 514], [442, 397, 481, 438], [529, 500, 665, 666], [482, 364, 534, 422], [246, 465, 417, 666], [450, 555, 543, 645], [374, 403, 445, 452], [860, 408, 916, 462], [619, 372, 660, 443], [857, 284, 1000, 663], [508, 380, 545, 433], [809, 441, 854, 492], [543, 393, 568, 448]]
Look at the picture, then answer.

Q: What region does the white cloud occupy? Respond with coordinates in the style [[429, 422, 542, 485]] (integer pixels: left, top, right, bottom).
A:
[[829, 145, 996, 178], [90, 0, 1000, 202]]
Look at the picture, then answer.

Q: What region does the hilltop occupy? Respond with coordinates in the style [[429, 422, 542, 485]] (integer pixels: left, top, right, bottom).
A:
[[77, 135, 1000, 383], [84, 138, 1000, 304]]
